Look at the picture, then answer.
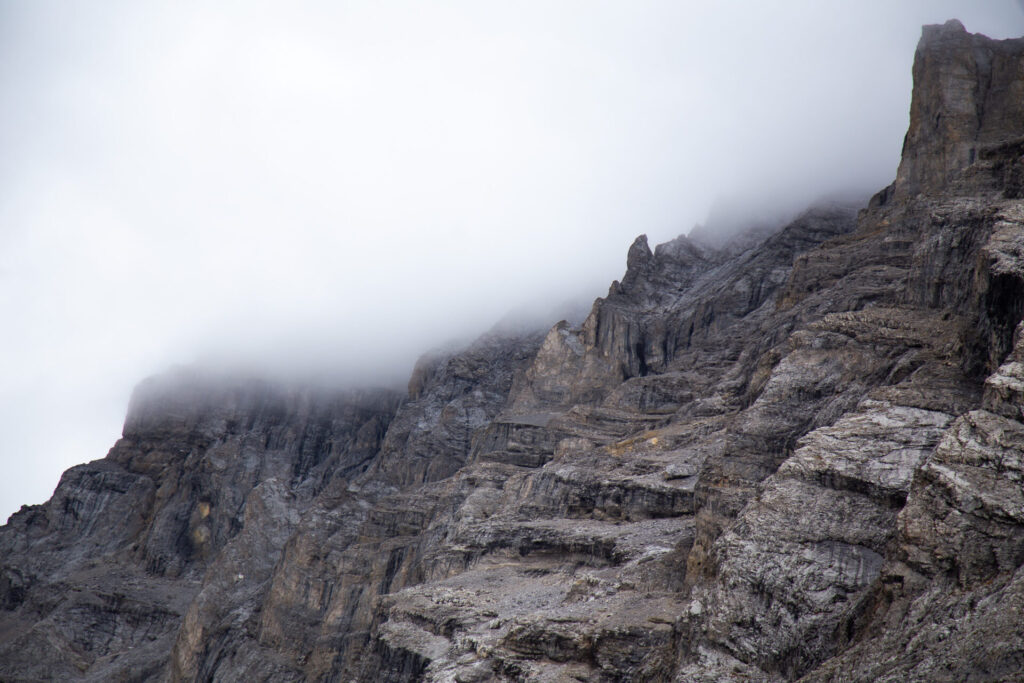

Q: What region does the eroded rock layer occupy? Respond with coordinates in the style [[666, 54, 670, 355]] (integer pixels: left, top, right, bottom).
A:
[[4, 19, 1024, 683]]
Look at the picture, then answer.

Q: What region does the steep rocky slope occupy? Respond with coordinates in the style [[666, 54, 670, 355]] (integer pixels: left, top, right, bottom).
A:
[[3, 19, 1024, 682]]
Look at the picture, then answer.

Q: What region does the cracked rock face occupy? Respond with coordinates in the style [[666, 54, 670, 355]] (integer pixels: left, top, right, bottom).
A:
[[0, 373, 403, 681], [895, 20, 1024, 199], [4, 20, 1024, 683]]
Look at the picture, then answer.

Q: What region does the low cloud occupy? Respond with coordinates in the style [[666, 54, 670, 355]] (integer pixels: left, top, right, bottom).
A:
[[2, 1, 1023, 520]]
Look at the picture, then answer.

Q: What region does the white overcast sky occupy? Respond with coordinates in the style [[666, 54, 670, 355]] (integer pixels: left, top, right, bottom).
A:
[[3, 1, 1024, 522]]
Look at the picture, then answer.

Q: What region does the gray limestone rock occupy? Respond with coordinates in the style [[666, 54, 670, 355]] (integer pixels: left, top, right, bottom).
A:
[[5, 19, 1024, 683]]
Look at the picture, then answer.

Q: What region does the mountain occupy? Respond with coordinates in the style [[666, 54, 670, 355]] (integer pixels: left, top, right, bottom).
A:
[[3, 19, 1024, 682]]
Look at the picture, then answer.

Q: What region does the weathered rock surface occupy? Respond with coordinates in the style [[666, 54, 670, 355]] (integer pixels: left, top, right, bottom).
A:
[[4, 20, 1024, 683], [895, 19, 1024, 199], [0, 372, 402, 681]]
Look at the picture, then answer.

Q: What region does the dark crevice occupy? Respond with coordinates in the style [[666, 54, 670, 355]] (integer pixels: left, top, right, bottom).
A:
[[985, 272, 1024, 372]]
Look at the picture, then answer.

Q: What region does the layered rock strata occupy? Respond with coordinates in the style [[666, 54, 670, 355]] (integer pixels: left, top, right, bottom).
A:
[[3, 19, 1024, 683]]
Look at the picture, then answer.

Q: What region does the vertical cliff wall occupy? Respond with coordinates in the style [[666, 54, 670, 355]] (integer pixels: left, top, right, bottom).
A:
[[3, 20, 1024, 683]]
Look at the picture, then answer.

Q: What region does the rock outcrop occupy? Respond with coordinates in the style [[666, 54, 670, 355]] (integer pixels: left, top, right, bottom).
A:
[[0, 373, 403, 680], [895, 19, 1024, 199], [4, 20, 1024, 683]]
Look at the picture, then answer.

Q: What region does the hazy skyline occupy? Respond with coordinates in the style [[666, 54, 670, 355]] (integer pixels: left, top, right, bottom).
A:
[[3, 2, 1024, 522]]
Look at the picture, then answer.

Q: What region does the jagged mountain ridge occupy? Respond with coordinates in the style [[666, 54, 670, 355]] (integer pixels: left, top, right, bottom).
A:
[[3, 18, 1024, 681]]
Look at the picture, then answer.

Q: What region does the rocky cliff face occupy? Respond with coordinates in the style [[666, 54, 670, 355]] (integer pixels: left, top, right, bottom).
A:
[[4, 20, 1024, 682], [895, 20, 1024, 199]]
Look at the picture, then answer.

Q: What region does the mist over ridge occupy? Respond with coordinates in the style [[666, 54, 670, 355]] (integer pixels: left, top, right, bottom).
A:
[[2, 1, 1024, 522]]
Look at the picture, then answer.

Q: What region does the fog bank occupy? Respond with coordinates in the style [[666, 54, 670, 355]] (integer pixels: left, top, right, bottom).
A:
[[3, 1, 1023, 521]]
